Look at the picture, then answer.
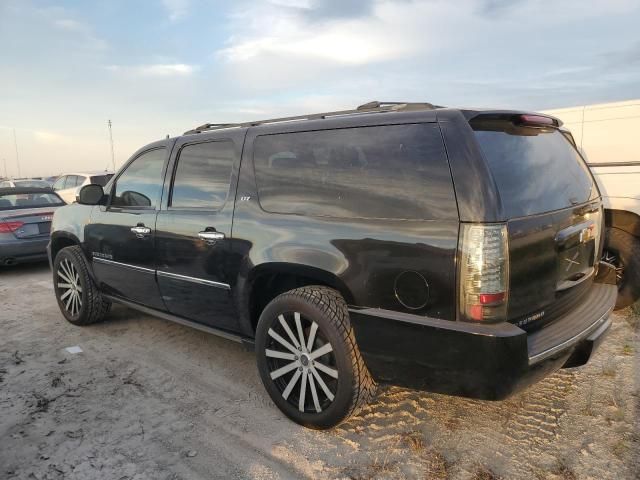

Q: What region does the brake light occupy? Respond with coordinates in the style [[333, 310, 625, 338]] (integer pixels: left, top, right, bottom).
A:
[[0, 221, 25, 233], [518, 114, 556, 127], [458, 224, 509, 322]]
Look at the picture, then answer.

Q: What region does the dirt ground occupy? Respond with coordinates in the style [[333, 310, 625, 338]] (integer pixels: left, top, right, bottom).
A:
[[1, 263, 638, 480]]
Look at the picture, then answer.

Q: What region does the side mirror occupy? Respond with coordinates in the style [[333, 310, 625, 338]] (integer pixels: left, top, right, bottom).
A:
[[78, 184, 106, 205]]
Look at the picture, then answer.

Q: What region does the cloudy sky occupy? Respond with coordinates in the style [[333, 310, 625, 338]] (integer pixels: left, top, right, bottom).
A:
[[1, 0, 639, 177]]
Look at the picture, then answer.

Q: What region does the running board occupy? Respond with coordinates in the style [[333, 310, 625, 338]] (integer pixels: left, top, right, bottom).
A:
[[103, 295, 250, 345]]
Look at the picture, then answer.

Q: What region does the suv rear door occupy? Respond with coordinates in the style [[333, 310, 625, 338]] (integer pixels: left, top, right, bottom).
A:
[[469, 114, 602, 330], [86, 145, 169, 309], [154, 129, 243, 332]]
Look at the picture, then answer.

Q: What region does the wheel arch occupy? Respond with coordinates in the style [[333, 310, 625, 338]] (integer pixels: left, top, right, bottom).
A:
[[237, 262, 355, 335], [604, 208, 640, 238], [49, 232, 98, 283], [50, 232, 81, 262]]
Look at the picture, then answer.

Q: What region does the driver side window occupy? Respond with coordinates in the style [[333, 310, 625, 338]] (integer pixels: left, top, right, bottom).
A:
[[111, 148, 166, 209]]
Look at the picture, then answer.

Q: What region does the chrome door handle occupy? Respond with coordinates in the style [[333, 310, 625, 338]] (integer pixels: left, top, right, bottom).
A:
[[131, 225, 152, 238], [198, 231, 225, 243]]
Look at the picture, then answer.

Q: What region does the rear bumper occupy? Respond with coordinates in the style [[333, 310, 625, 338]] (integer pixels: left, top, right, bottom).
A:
[[0, 237, 49, 265], [349, 282, 616, 400]]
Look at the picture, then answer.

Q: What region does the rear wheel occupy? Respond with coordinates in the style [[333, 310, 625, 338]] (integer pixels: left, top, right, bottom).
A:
[[53, 246, 111, 325], [255, 286, 376, 429], [602, 228, 640, 310]]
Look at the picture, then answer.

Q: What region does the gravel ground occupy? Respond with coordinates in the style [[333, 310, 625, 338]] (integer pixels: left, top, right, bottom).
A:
[[1, 263, 638, 480]]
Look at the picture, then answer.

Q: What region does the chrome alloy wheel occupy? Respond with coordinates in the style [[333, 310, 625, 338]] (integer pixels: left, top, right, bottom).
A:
[[57, 258, 83, 317], [265, 312, 338, 413]]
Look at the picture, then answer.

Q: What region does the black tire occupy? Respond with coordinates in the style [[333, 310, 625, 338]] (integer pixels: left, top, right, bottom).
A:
[[255, 286, 376, 429], [603, 228, 640, 310], [53, 246, 111, 325]]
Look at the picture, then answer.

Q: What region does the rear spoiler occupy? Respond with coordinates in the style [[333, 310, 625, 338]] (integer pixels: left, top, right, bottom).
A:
[[462, 110, 563, 128]]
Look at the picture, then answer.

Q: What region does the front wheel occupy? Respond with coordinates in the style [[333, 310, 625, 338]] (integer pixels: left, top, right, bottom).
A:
[[53, 246, 111, 325], [602, 228, 640, 310], [255, 286, 376, 429]]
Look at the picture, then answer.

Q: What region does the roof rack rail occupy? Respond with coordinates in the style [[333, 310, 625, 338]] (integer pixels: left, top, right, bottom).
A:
[[183, 101, 441, 135]]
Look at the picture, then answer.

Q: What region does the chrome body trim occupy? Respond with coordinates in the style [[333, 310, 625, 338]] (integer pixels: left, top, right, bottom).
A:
[[156, 270, 231, 290], [92, 256, 155, 274]]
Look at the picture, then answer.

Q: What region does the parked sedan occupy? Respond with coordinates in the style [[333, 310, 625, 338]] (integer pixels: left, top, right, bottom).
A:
[[52, 172, 114, 204], [0, 188, 65, 266]]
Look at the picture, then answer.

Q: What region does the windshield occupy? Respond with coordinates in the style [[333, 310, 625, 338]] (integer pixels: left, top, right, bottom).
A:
[[471, 117, 596, 218], [0, 192, 65, 210], [14, 180, 51, 188]]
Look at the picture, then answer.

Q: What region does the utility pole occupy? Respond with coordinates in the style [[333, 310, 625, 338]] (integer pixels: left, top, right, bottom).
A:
[[13, 128, 21, 178], [108, 120, 116, 171]]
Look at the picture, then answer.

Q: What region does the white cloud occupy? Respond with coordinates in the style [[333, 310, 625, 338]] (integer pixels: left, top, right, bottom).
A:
[[218, 1, 423, 66], [106, 63, 198, 77], [162, 0, 190, 22], [53, 18, 83, 31], [33, 130, 71, 144]]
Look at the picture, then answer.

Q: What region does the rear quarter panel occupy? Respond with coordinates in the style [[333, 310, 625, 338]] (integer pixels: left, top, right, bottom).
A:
[[229, 120, 459, 334]]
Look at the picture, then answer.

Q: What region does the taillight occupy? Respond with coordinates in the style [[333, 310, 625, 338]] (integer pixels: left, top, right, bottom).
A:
[[458, 223, 509, 322], [590, 207, 603, 264], [0, 221, 25, 233]]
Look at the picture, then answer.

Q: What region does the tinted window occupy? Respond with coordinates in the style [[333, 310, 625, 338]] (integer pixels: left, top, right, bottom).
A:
[[90, 174, 114, 186], [171, 141, 234, 209], [471, 118, 596, 218], [0, 192, 64, 210], [112, 148, 166, 208], [65, 176, 79, 188], [253, 124, 456, 220]]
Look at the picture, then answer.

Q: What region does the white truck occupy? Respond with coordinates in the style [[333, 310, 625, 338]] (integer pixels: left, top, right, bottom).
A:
[[545, 100, 640, 309]]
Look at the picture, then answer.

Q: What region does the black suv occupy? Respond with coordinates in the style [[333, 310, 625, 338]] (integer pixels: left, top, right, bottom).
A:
[[49, 101, 617, 429]]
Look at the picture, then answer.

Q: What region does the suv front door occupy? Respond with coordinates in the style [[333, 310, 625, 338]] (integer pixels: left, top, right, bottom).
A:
[[86, 144, 170, 309], [155, 131, 242, 332]]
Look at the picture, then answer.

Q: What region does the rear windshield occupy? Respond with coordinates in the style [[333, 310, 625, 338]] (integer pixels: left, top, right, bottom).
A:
[[90, 174, 114, 186], [471, 117, 596, 218], [0, 193, 65, 210], [14, 180, 51, 188]]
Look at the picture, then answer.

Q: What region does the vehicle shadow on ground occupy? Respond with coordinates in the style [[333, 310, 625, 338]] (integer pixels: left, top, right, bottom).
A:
[[0, 261, 50, 278]]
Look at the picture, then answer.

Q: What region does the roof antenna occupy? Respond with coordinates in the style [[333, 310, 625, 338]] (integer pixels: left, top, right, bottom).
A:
[[107, 120, 116, 172]]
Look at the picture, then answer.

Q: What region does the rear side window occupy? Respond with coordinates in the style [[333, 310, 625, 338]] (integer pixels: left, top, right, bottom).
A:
[[471, 118, 596, 218], [65, 176, 80, 187], [170, 140, 235, 209], [112, 148, 166, 208], [90, 174, 114, 186], [253, 124, 457, 220]]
